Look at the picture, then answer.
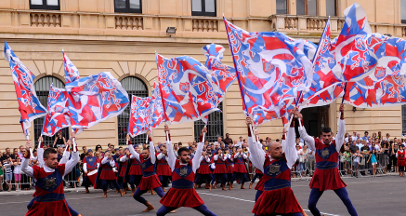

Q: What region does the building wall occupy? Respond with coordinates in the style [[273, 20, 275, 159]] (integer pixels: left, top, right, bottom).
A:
[[0, 0, 404, 150]]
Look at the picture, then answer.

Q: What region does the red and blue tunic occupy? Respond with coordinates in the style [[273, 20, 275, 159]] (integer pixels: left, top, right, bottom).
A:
[[156, 153, 172, 176], [311, 139, 346, 191], [160, 160, 204, 208], [197, 155, 212, 174], [83, 156, 98, 186], [213, 154, 227, 174], [129, 155, 142, 176], [26, 164, 71, 216], [139, 157, 161, 190], [398, 151, 405, 166], [118, 155, 129, 178], [254, 169, 265, 191], [234, 154, 247, 173], [252, 156, 302, 215], [99, 161, 116, 181], [226, 155, 234, 174]]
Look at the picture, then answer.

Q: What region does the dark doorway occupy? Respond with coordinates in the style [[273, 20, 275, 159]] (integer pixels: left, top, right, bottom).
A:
[[300, 105, 330, 138]]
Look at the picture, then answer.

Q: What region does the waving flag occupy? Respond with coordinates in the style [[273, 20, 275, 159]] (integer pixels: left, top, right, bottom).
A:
[[203, 44, 236, 101], [66, 72, 129, 130], [128, 96, 151, 137], [302, 4, 406, 108], [42, 84, 71, 136], [150, 81, 164, 129], [157, 53, 220, 124], [4, 42, 47, 138], [63, 51, 80, 85], [224, 17, 315, 125]]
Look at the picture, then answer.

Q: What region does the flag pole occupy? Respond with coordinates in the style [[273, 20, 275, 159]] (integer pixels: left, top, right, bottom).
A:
[[223, 16, 249, 117]]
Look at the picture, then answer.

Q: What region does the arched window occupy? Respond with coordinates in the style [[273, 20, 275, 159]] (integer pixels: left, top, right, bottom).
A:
[[194, 102, 223, 142], [34, 76, 68, 147], [118, 76, 148, 145]]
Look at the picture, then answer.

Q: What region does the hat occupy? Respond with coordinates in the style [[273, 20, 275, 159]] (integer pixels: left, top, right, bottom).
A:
[[115, 148, 120, 151], [124, 148, 129, 151], [158, 144, 164, 148], [133, 144, 139, 148], [87, 149, 93, 153]]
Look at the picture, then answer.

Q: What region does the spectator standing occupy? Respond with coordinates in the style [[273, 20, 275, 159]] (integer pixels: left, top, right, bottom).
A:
[[223, 133, 233, 146], [391, 142, 399, 173], [307, 148, 315, 176], [3, 156, 13, 191], [0, 161, 3, 191], [299, 145, 308, 176], [367, 149, 378, 175], [355, 140, 363, 151], [381, 143, 390, 174], [362, 131, 370, 142], [349, 142, 358, 154], [351, 131, 358, 141], [344, 147, 351, 174], [13, 154, 22, 191], [352, 150, 363, 178], [396, 145, 405, 177], [235, 136, 243, 149], [53, 130, 66, 148]]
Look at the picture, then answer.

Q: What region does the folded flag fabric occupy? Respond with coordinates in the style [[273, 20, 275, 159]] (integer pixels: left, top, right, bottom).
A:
[[150, 81, 164, 129], [157, 53, 220, 124], [42, 84, 71, 136], [3, 42, 47, 138]]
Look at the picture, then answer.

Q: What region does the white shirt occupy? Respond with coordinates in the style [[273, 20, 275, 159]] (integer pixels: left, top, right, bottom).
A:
[[299, 119, 345, 154], [249, 126, 298, 173], [166, 139, 204, 173], [235, 141, 243, 149], [351, 135, 358, 141], [129, 141, 156, 164]]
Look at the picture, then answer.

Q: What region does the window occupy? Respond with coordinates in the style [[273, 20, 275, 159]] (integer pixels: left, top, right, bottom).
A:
[[276, 0, 287, 14], [34, 76, 68, 147], [296, 0, 317, 16], [192, 0, 216, 17], [115, 0, 142, 13], [30, 0, 60, 10], [194, 102, 223, 142], [326, 0, 337, 17], [118, 76, 148, 145], [402, 0, 406, 24]]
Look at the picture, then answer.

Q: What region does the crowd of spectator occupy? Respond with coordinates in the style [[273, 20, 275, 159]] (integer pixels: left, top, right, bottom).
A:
[[1, 129, 405, 192]]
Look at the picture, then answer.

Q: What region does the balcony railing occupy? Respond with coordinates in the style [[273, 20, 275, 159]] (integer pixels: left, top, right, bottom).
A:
[[30, 13, 61, 27], [2, 9, 406, 41]]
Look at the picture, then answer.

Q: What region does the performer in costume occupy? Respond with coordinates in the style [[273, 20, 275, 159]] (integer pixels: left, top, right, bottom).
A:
[[22, 133, 80, 216], [247, 116, 306, 216], [296, 104, 358, 216], [82, 149, 99, 193], [225, 148, 234, 190], [118, 148, 132, 193], [32, 136, 82, 216], [129, 131, 165, 212], [210, 149, 227, 191], [156, 144, 172, 192], [233, 147, 249, 189], [157, 126, 217, 216], [97, 150, 124, 197], [194, 148, 213, 189], [126, 139, 142, 196]]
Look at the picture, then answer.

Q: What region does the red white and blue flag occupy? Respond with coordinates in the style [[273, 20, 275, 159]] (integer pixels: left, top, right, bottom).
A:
[[157, 53, 220, 124], [128, 96, 151, 137], [203, 44, 236, 102], [41, 84, 71, 136], [224, 18, 315, 125], [63, 51, 80, 85], [4, 42, 47, 138], [66, 72, 129, 130], [150, 81, 164, 129], [303, 3, 406, 109]]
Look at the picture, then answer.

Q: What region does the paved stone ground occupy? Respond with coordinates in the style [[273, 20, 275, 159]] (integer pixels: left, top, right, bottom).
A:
[[0, 175, 404, 216]]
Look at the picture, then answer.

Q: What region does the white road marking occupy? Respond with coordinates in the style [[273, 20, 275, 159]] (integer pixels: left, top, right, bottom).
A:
[[198, 192, 341, 216]]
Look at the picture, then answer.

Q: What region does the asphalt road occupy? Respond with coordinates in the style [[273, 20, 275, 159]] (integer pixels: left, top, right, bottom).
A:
[[0, 176, 404, 216]]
